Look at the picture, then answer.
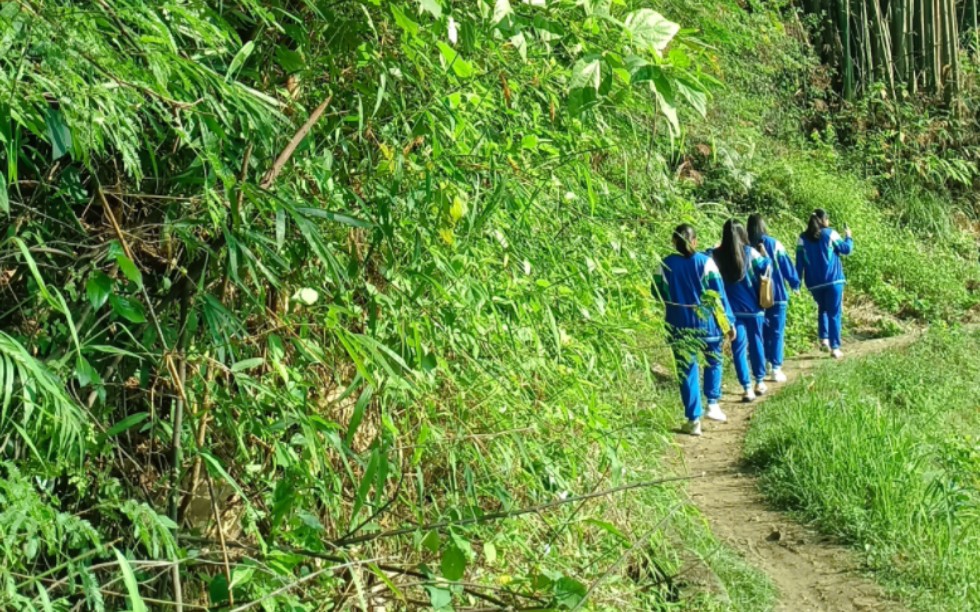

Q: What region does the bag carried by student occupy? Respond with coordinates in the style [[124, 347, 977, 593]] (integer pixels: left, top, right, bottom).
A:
[[757, 245, 774, 309]]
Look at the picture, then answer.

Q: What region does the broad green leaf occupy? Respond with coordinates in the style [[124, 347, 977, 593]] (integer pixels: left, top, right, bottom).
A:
[[425, 585, 452, 610], [568, 56, 604, 114], [209, 575, 230, 606], [86, 272, 112, 310], [675, 76, 708, 117], [116, 255, 143, 288], [493, 0, 513, 25], [511, 31, 527, 61], [106, 412, 149, 437], [391, 4, 419, 36], [440, 544, 466, 580], [75, 355, 101, 388], [437, 42, 474, 78], [449, 196, 467, 221], [421, 530, 440, 553], [580, 0, 611, 17], [418, 0, 442, 17], [109, 295, 146, 323], [625, 9, 680, 54], [421, 352, 437, 373], [649, 72, 680, 137], [484, 541, 497, 564], [275, 47, 304, 73], [45, 108, 72, 161], [114, 549, 148, 612], [554, 576, 587, 608]]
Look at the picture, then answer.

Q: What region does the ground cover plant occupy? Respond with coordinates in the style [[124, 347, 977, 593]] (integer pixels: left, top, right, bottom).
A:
[[744, 328, 980, 611]]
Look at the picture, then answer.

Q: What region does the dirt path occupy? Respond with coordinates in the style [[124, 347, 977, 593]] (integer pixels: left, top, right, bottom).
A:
[[674, 335, 915, 611]]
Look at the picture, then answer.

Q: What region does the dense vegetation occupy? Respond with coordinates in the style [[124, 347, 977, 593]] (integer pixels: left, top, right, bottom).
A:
[[745, 328, 980, 611], [0, 0, 977, 609]]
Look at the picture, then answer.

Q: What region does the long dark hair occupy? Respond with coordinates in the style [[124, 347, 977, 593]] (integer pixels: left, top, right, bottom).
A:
[[714, 219, 749, 284], [806, 208, 829, 241], [672, 223, 697, 258], [747, 213, 767, 247]]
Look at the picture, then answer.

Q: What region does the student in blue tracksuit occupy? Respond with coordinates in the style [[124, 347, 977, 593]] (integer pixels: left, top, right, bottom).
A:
[[707, 220, 772, 402], [653, 224, 736, 437], [747, 214, 801, 382], [796, 209, 854, 359]]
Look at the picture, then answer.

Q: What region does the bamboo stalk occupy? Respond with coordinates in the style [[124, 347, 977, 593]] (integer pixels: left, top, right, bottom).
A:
[[891, 0, 908, 82], [944, 0, 961, 102], [842, 0, 856, 99]]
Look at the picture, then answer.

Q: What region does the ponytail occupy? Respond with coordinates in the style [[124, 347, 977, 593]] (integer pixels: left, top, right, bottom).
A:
[[806, 208, 829, 241], [747, 213, 767, 247], [672, 223, 697, 257], [715, 219, 748, 283]]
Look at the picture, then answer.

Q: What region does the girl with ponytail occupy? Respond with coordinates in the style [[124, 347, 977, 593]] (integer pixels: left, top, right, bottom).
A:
[[747, 213, 800, 382], [796, 209, 854, 358], [707, 220, 772, 402], [652, 224, 736, 436]]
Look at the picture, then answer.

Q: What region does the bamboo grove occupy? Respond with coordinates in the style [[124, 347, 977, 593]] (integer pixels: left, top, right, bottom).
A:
[[801, 0, 979, 100], [0, 0, 717, 608]]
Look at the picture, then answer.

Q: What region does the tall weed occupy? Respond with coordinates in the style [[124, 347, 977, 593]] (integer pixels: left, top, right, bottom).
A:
[[745, 329, 980, 610]]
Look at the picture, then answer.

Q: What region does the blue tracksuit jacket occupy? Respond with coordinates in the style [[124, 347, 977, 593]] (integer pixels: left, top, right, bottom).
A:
[[704, 246, 771, 317], [652, 252, 735, 341], [759, 235, 801, 304], [795, 227, 854, 290]]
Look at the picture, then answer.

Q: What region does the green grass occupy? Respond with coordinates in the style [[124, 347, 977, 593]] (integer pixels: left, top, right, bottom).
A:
[[744, 328, 980, 611]]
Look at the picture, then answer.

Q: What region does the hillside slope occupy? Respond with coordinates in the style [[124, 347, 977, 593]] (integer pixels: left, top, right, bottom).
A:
[[1, 0, 977, 609]]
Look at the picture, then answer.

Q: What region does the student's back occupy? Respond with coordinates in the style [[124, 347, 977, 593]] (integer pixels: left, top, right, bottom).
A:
[[796, 227, 853, 289], [658, 251, 726, 339], [758, 234, 798, 303], [704, 245, 769, 316]]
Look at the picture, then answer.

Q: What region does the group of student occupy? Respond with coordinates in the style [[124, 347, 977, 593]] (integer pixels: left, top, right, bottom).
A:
[[652, 209, 854, 436]]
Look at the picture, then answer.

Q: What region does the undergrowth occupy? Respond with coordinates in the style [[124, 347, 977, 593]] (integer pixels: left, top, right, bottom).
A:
[[744, 328, 980, 611], [1, 0, 978, 609]]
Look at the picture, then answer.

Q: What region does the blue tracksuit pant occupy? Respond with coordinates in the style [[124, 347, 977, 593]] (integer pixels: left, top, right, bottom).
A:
[[763, 303, 788, 369], [811, 284, 844, 349], [733, 315, 766, 386], [671, 337, 723, 421]]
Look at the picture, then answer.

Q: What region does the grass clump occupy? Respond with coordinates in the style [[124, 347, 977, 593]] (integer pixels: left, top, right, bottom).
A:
[[744, 328, 980, 610]]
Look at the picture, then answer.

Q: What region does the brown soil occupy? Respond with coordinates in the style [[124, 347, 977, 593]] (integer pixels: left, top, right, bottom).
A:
[[673, 335, 916, 611]]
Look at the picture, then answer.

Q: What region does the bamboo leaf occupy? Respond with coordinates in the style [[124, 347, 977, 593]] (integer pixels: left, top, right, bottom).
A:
[[106, 412, 150, 437], [0, 172, 8, 215], [113, 548, 148, 612], [226, 40, 255, 81]]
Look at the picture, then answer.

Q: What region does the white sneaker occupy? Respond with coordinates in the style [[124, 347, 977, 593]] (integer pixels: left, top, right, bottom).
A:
[[831, 349, 843, 360], [705, 403, 727, 422], [770, 368, 787, 383], [742, 387, 756, 403], [755, 381, 768, 396], [681, 419, 702, 436], [820, 340, 831, 352]]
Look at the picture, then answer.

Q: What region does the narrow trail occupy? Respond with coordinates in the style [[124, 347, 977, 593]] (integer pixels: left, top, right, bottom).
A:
[[673, 334, 916, 611]]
